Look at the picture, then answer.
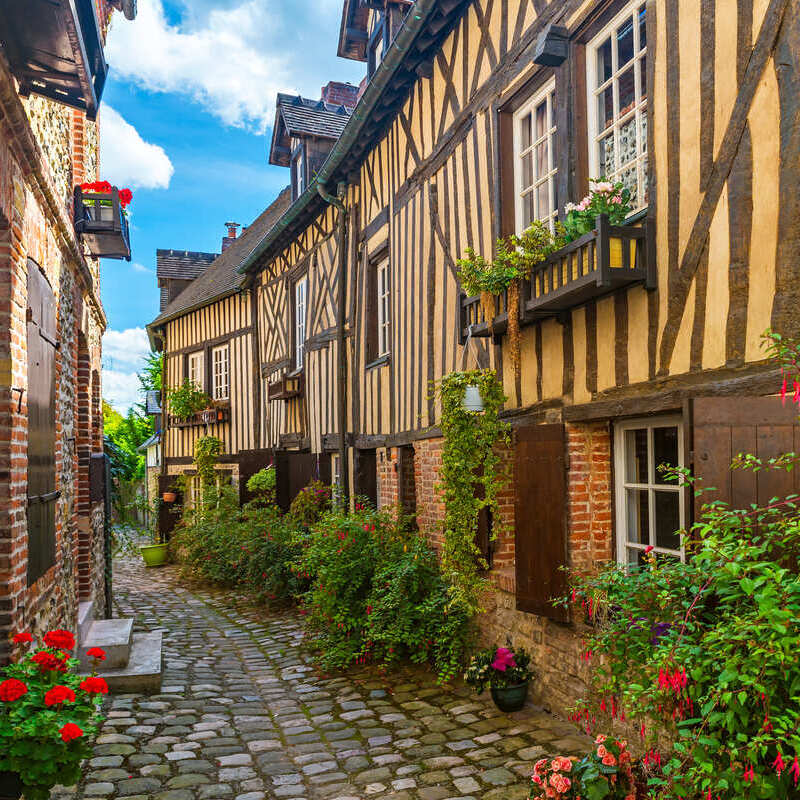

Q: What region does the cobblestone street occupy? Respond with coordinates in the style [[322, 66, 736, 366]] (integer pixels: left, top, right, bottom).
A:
[[61, 555, 587, 800]]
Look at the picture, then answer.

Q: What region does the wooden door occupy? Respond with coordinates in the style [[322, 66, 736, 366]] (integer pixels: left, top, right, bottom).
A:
[[354, 449, 377, 507], [26, 263, 58, 585], [514, 423, 569, 622]]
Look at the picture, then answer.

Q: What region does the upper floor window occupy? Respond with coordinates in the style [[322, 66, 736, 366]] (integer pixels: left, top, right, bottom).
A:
[[187, 350, 203, 390], [377, 257, 390, 357], [588, 3, 648, 209], [294, 276, 307, 370], [211, 344, 229, 401], [368, 12, 386, 77], [513, 78, 558, 233], [293, 145, 306, 199], [614, 417, 685, 566]]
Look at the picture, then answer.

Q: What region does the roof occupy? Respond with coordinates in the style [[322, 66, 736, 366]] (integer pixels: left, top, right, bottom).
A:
[[137, 431, 160, 452], [145, 390, 161, 415], [337, 0, 370, 61], [148, 186, 293, 338], [269, 95, 352, 167], [156, 249, 217, 280]]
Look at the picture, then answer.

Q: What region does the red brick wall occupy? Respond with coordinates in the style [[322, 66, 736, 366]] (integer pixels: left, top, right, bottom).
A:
[[377, 447, 398, 509]]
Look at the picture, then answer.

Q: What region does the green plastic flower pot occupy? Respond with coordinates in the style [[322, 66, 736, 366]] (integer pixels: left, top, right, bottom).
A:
[[0, 771, 23, 800], [490, 681, 529, 712], [140, 543, 169, 567]]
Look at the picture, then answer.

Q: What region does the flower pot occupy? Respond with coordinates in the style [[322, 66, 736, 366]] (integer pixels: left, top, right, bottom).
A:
[[162, 491, 177, 503], [490, 681, 529, 712], [0, 771, 23, 800], [462, 384, 484, 412], [140, 543, 169, 567]]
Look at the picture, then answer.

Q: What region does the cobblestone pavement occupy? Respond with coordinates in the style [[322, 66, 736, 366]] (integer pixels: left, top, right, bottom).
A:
[[59, 554, 588, 800]]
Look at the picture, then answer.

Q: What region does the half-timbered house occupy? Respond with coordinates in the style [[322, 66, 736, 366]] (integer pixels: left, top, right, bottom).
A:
[[224, 0, 800, 713]]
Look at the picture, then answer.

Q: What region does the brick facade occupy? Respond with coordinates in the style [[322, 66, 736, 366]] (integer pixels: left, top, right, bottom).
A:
[[0, 56, 107, 663]]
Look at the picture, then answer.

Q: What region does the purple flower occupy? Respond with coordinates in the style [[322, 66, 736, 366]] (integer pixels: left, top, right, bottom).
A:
[[491, 647, 517, 672]]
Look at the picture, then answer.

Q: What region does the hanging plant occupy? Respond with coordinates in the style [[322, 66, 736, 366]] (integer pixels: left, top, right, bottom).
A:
[[194, 435, 223, 490], [168, 379, 209, 421], [437, 370, 510, 615]]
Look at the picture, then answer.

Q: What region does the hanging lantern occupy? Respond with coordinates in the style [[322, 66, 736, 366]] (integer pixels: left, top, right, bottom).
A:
[[462, 384, 484, 412]]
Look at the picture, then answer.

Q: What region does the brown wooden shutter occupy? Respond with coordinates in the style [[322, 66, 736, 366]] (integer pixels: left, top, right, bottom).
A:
[[692, 396, 800, 512], [497, 109, 515, 238], [365, 260, 378, 362], [26, 262, 58, 585], [514, 423, 569, 622]]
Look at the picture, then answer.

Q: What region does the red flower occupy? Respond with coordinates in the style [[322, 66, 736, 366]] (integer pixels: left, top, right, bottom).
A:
[[118, 188, 133, 207], [44, 685, 76, 706], [0, 679, 28, 702], [644, 545, 655, 554], [32, 651, 68, 673], [44, 630, 75, 650], [59, 723, 84, 742], [79, 676, 109, 695], [12, 632, 32, 644], [86, 647, 106, 662]]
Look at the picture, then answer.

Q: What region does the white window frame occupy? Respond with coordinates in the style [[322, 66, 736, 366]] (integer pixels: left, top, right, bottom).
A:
[[295, 149, 305, 196], [187, 350, 203, 390], [587, 2, 648, 210], [513, 77, 558, 233], [376, 257, 390, 357], [294, 277, 307, 370], [211, 344, 229, 401], [613, 416, 686, 565]]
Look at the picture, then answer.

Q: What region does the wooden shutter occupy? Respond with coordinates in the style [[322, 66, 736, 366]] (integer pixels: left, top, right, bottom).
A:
[[514, 423, 569, 622], [276, 451, 331, 511], [692, 396, 800, 512], [26, 263, 58, 585], [365, 260, 378, 362]]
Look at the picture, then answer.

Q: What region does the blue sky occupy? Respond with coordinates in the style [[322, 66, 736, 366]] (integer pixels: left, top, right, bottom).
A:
[[99, 0, 364, 411]]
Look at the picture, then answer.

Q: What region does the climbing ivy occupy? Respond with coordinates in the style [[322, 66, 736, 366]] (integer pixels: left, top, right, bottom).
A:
[[194, 435, 223, 491], [438, 370, 510, 615]]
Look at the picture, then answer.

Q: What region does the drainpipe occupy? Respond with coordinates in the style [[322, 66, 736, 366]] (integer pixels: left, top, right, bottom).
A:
[[318, 181, 349, 502]]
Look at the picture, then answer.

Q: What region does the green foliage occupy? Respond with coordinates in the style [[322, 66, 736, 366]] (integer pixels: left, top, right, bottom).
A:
[[246, 466, 276, 505], [438, 370, 509, 614], [563, 178, 632, 241], [288, 480, 332, 527], [194, 435, 223, 490], [168, 378, 210, 420], [137, 350, 163, 394], [456, 220, 565, 297], [0, 635, 105, 800], [102, 401, 152, 483], [297, 506, 473, 682], [464, 644, 534, 694]]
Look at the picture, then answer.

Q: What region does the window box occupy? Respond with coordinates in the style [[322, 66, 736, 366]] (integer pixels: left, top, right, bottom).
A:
[[73, 186, 131, 260], [524, 215, 653, 319], [168, 404, 230, 428], [268, 373, 304, 401]]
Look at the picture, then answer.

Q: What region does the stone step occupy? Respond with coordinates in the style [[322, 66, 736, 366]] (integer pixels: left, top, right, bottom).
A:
[[77, 600, 94, 647], [97, 631, 163, 694], [79, 618, 134, 670]]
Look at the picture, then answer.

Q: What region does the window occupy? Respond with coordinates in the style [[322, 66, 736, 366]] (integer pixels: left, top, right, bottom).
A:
[[294, 276, 307, 370], [377, 257, 390, 357], [294, 149, 305, 197], [614, 417, 685, 566], [187, 350, 203, 389], [368, 12, 386, 77], [587, 3, 648, 209], [211, 344, 229, 401], [513, 78, 558, 232]]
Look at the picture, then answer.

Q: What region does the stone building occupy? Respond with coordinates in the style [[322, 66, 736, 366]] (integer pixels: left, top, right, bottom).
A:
[[0, 0, 136, 663]]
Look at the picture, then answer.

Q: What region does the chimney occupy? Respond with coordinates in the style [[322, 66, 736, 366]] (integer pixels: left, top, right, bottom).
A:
[[222, 221, 240, 251], [320, 81, 359, 110]]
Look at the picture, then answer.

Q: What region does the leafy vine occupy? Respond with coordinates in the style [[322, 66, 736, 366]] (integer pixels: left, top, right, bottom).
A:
[[194, 435, 223, 491], [438, 370, 510, 615]]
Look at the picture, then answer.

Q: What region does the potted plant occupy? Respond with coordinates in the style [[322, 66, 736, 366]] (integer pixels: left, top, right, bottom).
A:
[[167, 378, 210, 422], [563, 178, 632, 240], [139, 498, 170, 567], [464, 643, 534, 712], [0, 631, 108, 800]]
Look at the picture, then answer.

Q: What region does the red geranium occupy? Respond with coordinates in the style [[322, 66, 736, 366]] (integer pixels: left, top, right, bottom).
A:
[[0, 679, 28, 702], [118, 187, 133, 207], [44, 685, 76, 707], [44, 630, 75, 650], [80, 180, 113, 194], [59, 723, 84, 742], [12, 631, 32, 644], [79, 676, 108, 695], [31, 651, 67, 673], [86, 646, 106, 662]]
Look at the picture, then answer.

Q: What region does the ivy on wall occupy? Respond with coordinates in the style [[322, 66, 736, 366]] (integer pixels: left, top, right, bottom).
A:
[[438, 370, 510, 615], [194, 435, 223, 490]]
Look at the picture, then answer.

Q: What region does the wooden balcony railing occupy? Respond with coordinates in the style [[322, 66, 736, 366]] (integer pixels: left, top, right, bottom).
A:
[[458, 290, 509, 344], [168, 405, 229, 429], [268, 373, 304, 401]]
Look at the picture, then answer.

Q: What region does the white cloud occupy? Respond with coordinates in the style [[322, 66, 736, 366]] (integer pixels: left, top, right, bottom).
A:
[[131, 262, 152, 273], [105, 0, 291, 130], [99, 106, 174, 189], [102, 327, 153, 413]]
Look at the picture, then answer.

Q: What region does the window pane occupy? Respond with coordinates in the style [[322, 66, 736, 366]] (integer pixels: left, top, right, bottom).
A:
[[628, 547, 647, 567], [520, 112, 532, 151], [626, 488, 649, 544], [624, 428, 648, 483], [619, 163, 638, 206], [535, 140, 548, 176], [536, 182, 549, 219], [619, 115, 638, 165], [639, 5, 647, 49], [616, 17, 634, 67], [640, 108, 648, 150], [597, 36, 613, 84], [653, 426, 679, 484], [599, 132, 615, 176], [534, 101, 547, 140], [523, 192, 535, 228], [640, 152, 649, 203], [598, 85, 614, 132], [522, 152, 533, 189], [619, 66, 636, 116], [639, 54, 647, 100], [654, 491, 681, 551]]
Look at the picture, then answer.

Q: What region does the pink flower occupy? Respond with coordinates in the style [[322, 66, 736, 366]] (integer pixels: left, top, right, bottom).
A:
[[645, 545, 654, 554], [602, 753, 617, 766], [597, 745, 608, 758], [743, 764, 755, 782], [790, 757, 799, 786], [773, 753, 786, 776], [491, 647, 517, 672], [533, 758, 548, 775]]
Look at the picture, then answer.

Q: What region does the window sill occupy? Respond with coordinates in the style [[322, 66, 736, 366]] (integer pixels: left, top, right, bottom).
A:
[[366, 354, 390, 371]]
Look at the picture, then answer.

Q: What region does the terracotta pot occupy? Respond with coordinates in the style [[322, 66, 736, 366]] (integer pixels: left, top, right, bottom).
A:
[[0, 771, 23, 800], [162, 491, 177, 503]]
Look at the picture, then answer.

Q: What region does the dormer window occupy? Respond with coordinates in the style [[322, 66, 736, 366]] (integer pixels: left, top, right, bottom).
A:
[[292, 139, 306, 200]]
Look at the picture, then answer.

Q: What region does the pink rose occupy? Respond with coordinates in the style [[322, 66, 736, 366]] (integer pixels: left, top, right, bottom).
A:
[[491, 647, 517, 672], [602, 753, 617, 766]]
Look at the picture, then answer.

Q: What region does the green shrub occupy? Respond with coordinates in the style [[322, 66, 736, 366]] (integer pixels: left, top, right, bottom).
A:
[[288, 480, 332, 526], [246, 466, 276, 505]]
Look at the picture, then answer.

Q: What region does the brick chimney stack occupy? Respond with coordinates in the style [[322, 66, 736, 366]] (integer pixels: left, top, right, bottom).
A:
[[222, 222, 240, 252], [321, 81, 359, 109]]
